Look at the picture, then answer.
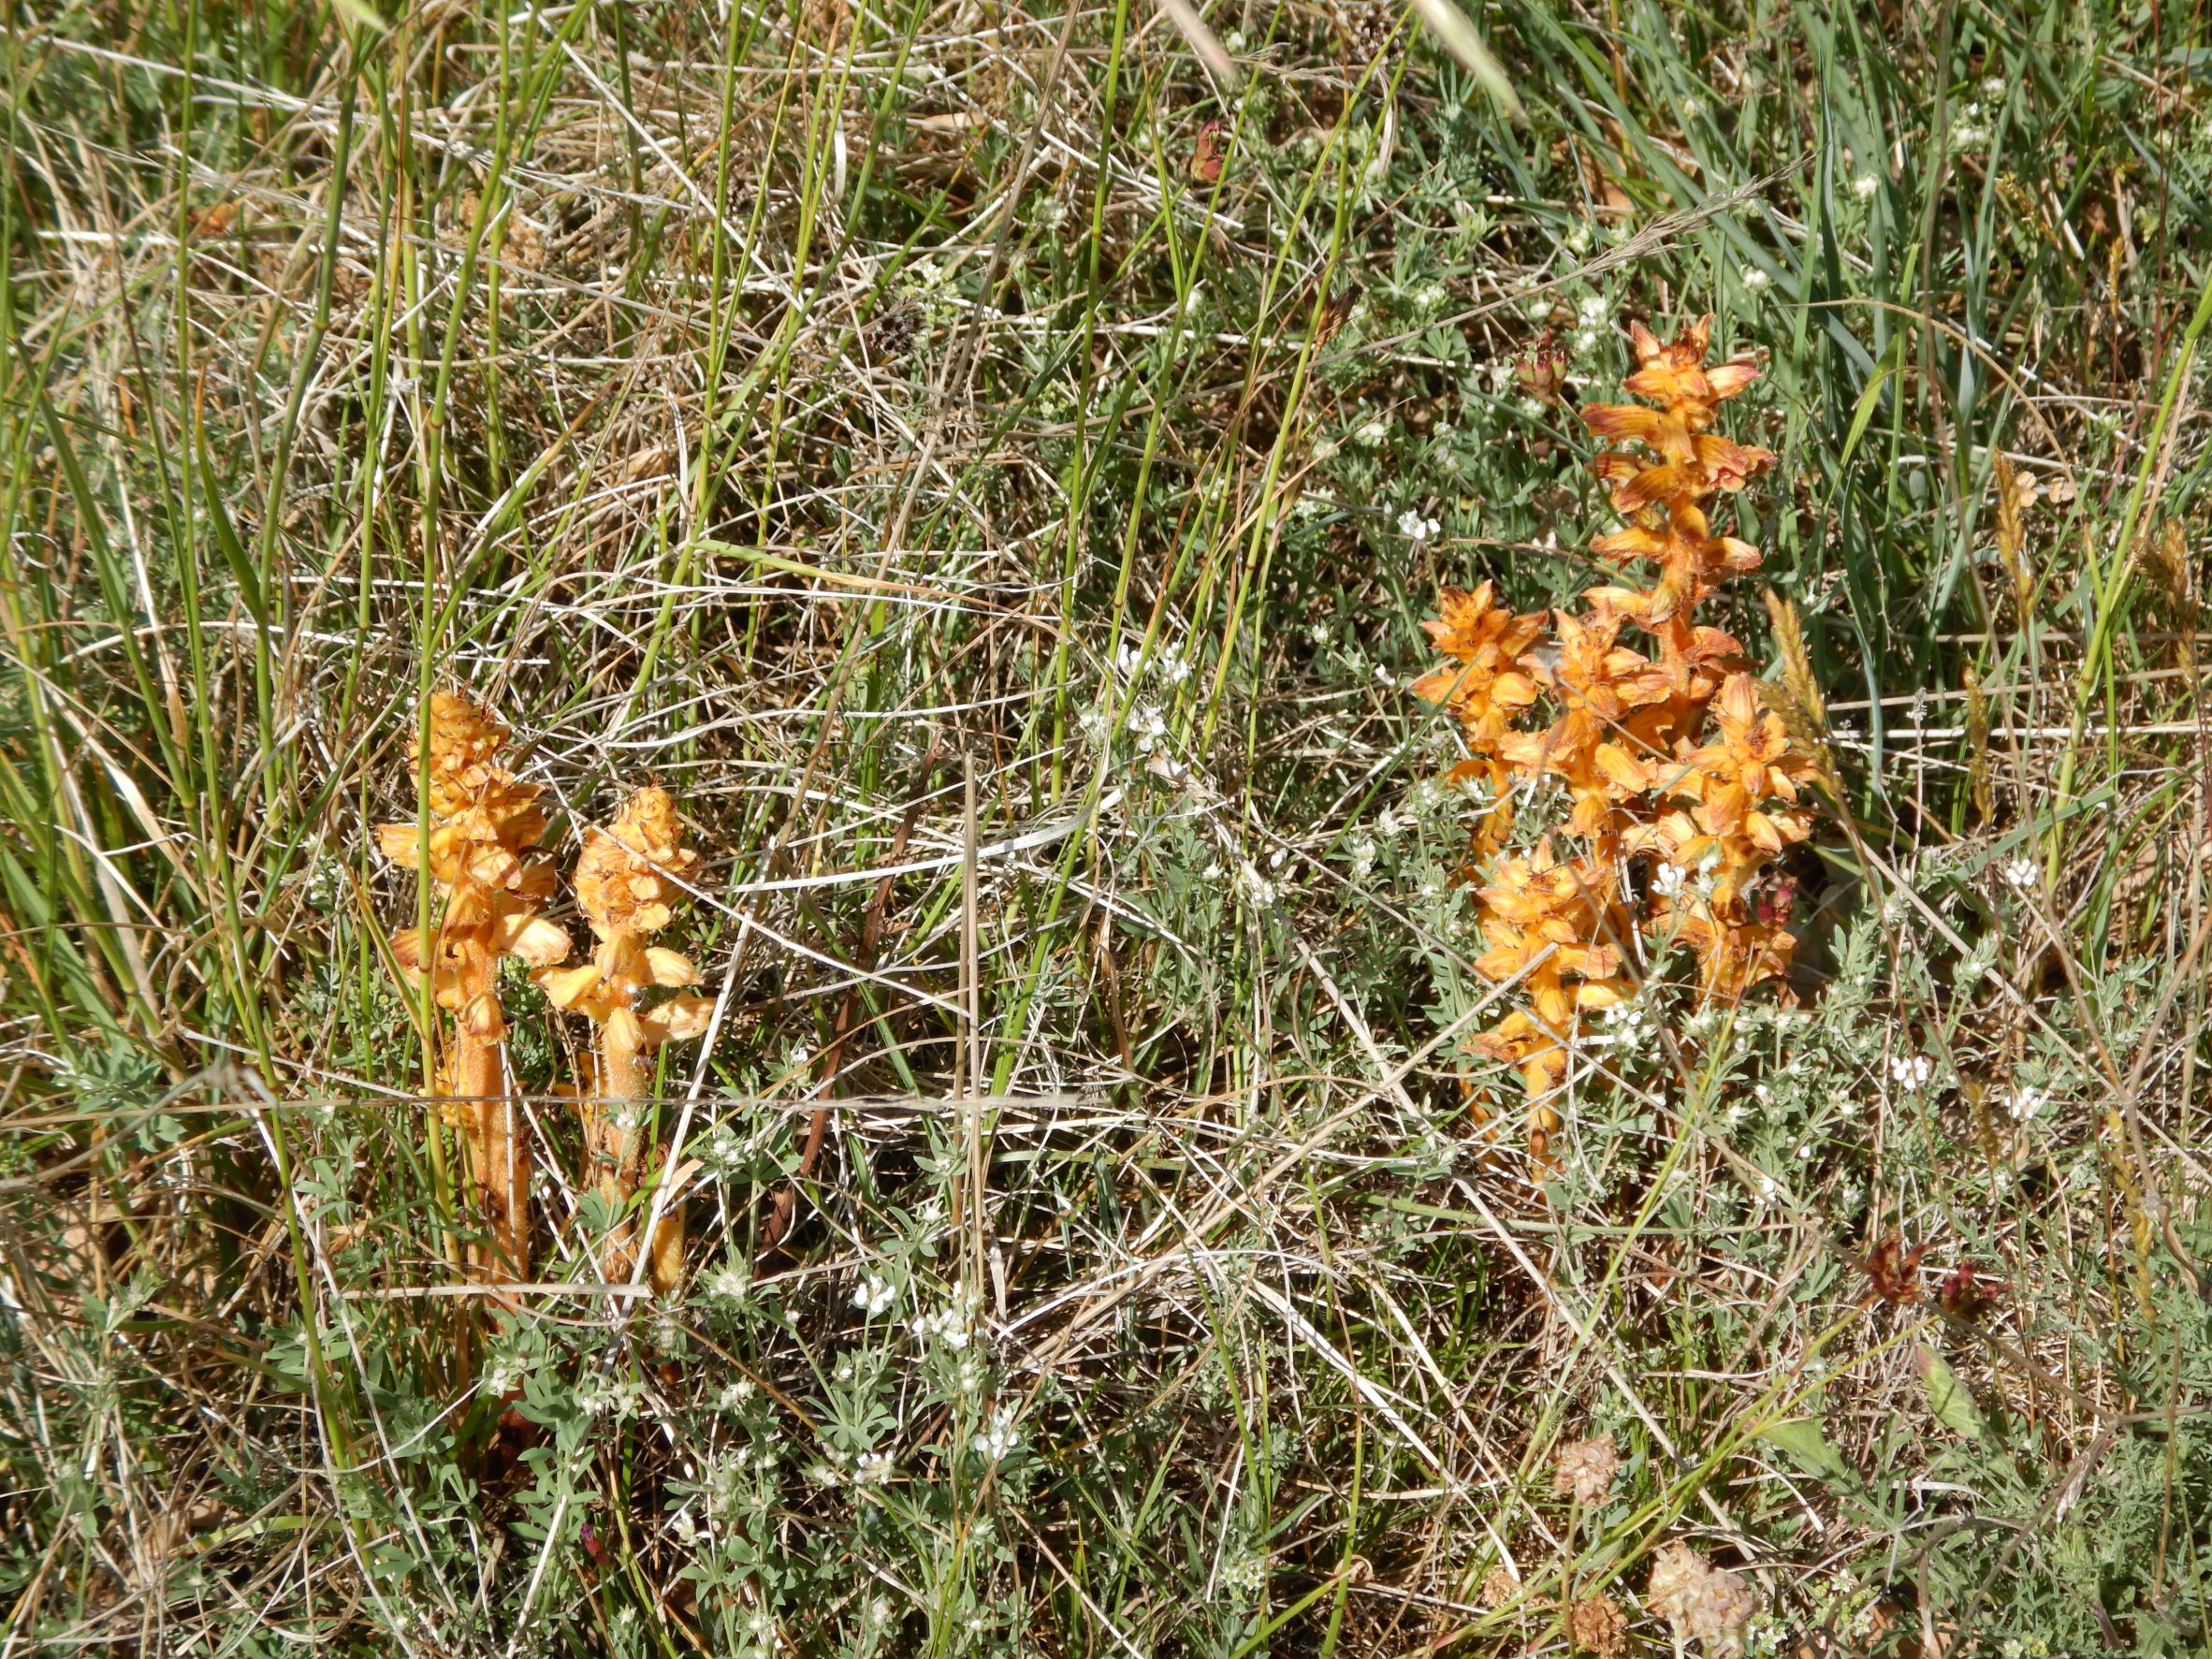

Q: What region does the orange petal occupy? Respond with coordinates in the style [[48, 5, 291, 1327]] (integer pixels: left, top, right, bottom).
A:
[[1581, 403, 1664, 443], [458, 992, 506, 1041], [535, 962, 604, 1010], [641, 995, 716, 1046], [1706, 358, 1759, 400], [500, 913, 572, 967], [644, 947, 701, 987], [1412, 666, 1463, 706], [376, 822, 425, 869], [605, 1004, 646, 1055]]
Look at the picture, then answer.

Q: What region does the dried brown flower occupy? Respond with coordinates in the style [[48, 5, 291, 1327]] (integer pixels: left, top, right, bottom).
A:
[[1567, 1593, 1630, 1659], [1478, 1562, 1522, 1609]]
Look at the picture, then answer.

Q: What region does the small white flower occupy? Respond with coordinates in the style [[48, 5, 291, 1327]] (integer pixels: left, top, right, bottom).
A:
[[1354, 417, 1390, 447], [1571, 327, 1598, 354], [2001, 856, 2038, 892], [704, 1261, 752, 1307], [1377, 806, 1404, 838], [853, 1450, 894, 1485], [852, 1273, 897, 1316], [1889, 1054, 1935, 1090], [1397, 507, 1432, 541], [1681, 94, 1704, 117], [1347, 834, 1377, 880], [1564, 223, 1594, 254], [1311, 435, 1339, 462], [1852, 173, 1879, 199], [1238, 860, 1276, 906], [973, 1405, 1022, 1462], [1741, 266, 1771, 291], [1652, 862, 1688, 896], [1980, 75, 2006, 99], [1577, 293, 1608, 325], [910, 1303, 971, 1351], [1306, 621, 1330, 646]]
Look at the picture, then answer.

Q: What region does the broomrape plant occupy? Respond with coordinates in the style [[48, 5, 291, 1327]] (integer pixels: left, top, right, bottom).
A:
[[536, 785, 715, 1286], [380, 691, 571, 1287], [1418, 317, 1823, 1154], [380, 706, 711, 1296]]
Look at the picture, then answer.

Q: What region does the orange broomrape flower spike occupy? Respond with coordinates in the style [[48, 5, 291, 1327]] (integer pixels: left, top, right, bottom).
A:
[[1584, 318, 1772, 627], [380, 691, 571, 1288], [535, 786, 713, 1287], [1415, 312, 1823, 1148], [1630, 673, 1817, 998]]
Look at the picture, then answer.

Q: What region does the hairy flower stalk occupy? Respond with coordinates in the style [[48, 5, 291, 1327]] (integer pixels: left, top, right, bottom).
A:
[[1418, 316, 1822, 1146], [536, 787, 713, 1285], [379, 692, 571, 1287]]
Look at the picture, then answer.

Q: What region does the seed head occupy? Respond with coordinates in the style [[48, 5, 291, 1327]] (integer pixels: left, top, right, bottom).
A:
[[1647, 1542, 1757, 1659], [1553, 1432, 1622, 1506]]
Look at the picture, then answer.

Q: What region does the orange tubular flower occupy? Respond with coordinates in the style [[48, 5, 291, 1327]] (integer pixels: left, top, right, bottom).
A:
[[1498, 600, 1673, 841], [1584, 318, 1773, 627], [1413, 582, 1547, 749], [1467, 844, 1635, 1119], [1414, 583, 1548, 851], [536, 786, 714, 1286], [1657, 673, 1816, 907], [380, 692, 571, 1288]]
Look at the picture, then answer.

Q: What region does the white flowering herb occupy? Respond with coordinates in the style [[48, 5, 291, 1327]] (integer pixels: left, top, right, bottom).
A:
[[853, 1449, 894, 1485], [910, 1302, 972, 1351], [852, 1273, 897, 1316], [972, 1404, 1022, 1462]]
